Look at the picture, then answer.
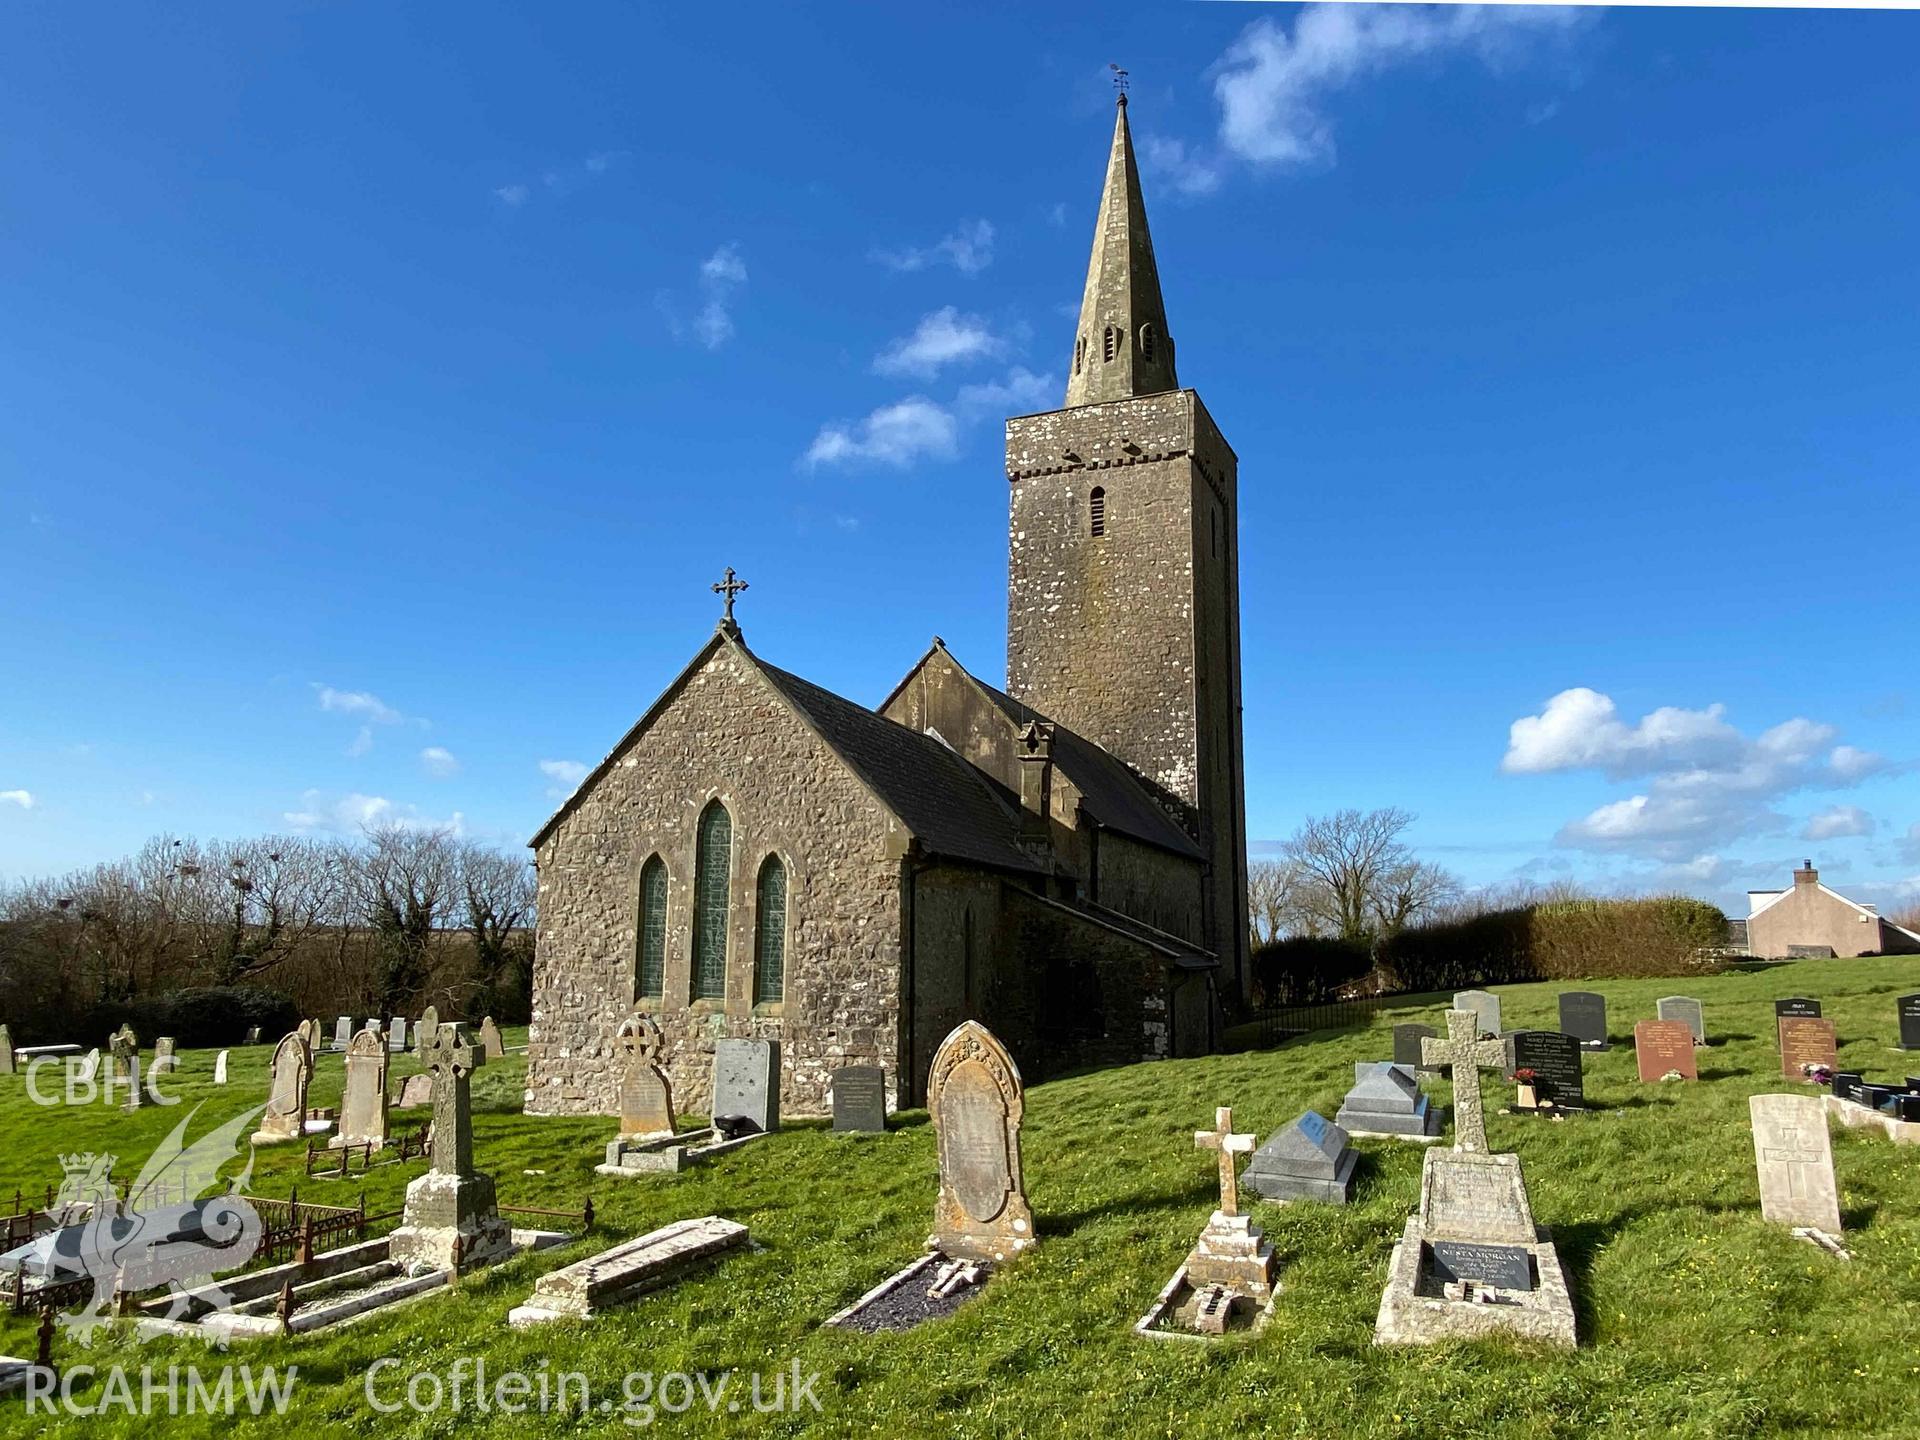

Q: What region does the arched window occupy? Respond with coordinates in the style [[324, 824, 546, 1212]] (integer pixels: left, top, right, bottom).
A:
[[636, 855, 667, 1000], [1103, 325, 1118, 363], [1089, 486, 1106, 538], [1140, 323, 1157, 364], [692, 801, 732, 1000], [754, 855, 787, 1005]]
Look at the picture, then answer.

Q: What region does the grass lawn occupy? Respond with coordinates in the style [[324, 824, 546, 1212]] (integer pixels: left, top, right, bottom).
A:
[[3, 958, 1919, 1437]]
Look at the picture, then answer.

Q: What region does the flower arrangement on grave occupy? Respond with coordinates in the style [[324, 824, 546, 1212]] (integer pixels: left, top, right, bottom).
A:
[[1513, 1067, 1548, 1111], [1801, 1062, 1834, 1086]]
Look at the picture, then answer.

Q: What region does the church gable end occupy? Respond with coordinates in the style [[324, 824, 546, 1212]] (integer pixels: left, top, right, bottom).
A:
[[528, 639, 909, 1119]]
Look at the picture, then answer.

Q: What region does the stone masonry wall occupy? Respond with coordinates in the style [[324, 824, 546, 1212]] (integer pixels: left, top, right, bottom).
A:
[[528, 641, 906, 1120], [1007, 388, 1249, 999]]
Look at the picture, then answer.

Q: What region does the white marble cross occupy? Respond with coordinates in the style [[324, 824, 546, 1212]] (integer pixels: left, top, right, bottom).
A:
[[1194, 1105, 1256, 1217]]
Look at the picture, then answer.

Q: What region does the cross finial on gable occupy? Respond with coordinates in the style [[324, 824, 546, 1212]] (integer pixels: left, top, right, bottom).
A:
[[1194, 1104, 1255, 1218], [712, 567, 749, 635]]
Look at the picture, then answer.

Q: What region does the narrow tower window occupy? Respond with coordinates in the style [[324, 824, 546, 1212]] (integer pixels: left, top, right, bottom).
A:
[[636, 855, 667, 1000], [754, 854, 787, 1005], [1140, 323, 1157, 364], [1089, 486, 1106, 538], [692, 800, 732, 1000], [1103, 325, 1118, 363], [1074, 336, 1086, 375]]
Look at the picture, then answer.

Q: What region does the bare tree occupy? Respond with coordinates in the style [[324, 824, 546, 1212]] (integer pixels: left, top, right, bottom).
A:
[[353, 825, 459, 1015], [1247, 857, 1322, 947], [1279, 807, 1432, 945], [1369, 859, 1460, 937]]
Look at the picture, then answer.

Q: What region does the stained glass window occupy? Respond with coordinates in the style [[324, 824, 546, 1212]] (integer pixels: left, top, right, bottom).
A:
[[636, 856, 667, 999], [754, 855, 787, 1005], [693, 802, 732, 1000]]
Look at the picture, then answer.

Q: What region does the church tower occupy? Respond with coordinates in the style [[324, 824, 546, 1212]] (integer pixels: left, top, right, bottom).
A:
[[1004, 94, 1250, 1000]]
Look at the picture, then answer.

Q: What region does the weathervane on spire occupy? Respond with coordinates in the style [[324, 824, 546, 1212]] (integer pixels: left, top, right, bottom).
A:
[[1109, 63, 1129, 101], [712, 566, 748, 635]]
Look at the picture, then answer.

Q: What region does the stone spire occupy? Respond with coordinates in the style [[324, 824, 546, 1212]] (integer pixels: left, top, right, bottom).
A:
[[1064, 94, 1179, 408]]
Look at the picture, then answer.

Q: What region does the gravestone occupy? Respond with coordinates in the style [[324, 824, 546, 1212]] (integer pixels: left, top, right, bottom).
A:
[[0, 1025, 12, 1075], [337, 1026, 391, 1150], [332, 1016, 353, 1052], [1779, 1016, 1838, 1079], [213, 1051, 229, 1085], [1335, 1062, 1442, 1139], [251, 1031, 312, 1144], [296, 1019, 318, 1050], [1392, 1024, 1436, 1072], [478, 1016, 505, 1060], [1750, 1093, 1842, 1236], [1775, 997, 1822, 1021], [412, 1016, 436, 1050], [507, 1217, 748, 1328], [1375, 1009, 1575, 1348], [388, 1017, 407, 1053], [108, 1024, 140, 1108], [615, 1012, 676, 1139], [1504, 1031, 1586, 1111], [830, 1065, 887, 1133], [928, 1020, 1035, 1262], [387, 1006, 512, 1272], [77, 1049, 101, 1084], [1559, 991, 1609, 1050], [1635, 1020, 1698, 1081], [1244, 1110, 1357, 1205], [243, 1025, 262, 1045], [1453, 991, 1500, 1038], [1656, 996, 1705, 1046], [396, 1073, 433, 1108], [153, 1036, 176, 1063], [1183, 1107, 1275, 1297], [1898, 994, 1920, 1051], [711, 1038, 779, 1134]]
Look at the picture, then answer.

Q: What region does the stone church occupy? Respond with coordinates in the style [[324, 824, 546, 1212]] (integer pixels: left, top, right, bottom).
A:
[[525, 95, 1250, 1119]]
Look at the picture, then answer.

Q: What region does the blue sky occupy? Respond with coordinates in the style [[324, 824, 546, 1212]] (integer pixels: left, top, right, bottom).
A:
[[2, 3, 1916, 917]]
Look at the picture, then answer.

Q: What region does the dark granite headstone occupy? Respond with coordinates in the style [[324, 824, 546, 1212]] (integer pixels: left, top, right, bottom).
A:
[[1774, 997, 1822, 1020], [1393, 1023, 1437, 1072], [1504, 1030, 1585, 1111], [1558, 991, 1608, 1050], [1857, 1084, 1896, 1113], [1831, 1071, 1864, 1102], [1898, 994, 1920, 1051], [1892, 1094, 1920, 1123], [711, 1038, 780, 1134], [830, 1065, 887, 1133], [1656, 996, 1705, 1046], [1430, 1239, 1534, 1292], [1334, 1062, 1441, 1138]]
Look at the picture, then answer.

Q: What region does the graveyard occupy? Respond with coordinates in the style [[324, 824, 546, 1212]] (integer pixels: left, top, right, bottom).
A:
[[0, 959, 1914, 1436]]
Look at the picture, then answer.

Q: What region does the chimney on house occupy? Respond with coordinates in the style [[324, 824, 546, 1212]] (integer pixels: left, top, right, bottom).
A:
[[1794, 859, 1818, 888], [1017, 720, 1055, 843]]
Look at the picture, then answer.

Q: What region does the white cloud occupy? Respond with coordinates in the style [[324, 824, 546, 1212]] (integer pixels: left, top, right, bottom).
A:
[[873, 308, 1003, 379], [1213, 4, 1586, 169], [283, 789, 463, 836], [0, 789, 33, 810], [659, 245, 749, 349], [494, 184, 531, 207], [1802, 805, 1874, 842], [346, 725, 374, 759], [1140, 135, 1224, 198], [420, 746, 460, 778], [802, 397, 959, 471], [1504, 687, 1895, 860], [955, 366, 1056, 420], [314, 685, 406, 726], [871, 219, 996, 275], [539, 758, 589, 800], [1899, 824, 1920, 866]]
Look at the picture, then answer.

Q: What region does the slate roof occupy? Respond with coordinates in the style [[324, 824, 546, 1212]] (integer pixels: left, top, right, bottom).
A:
[[966, 676, 1203, 861], [754, 660, 1045, 875]]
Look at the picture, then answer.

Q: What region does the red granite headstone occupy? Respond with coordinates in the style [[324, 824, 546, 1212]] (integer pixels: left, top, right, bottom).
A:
[[1778, 1016, 1838, 1079], [1634, 1019, 1698, 1082]]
